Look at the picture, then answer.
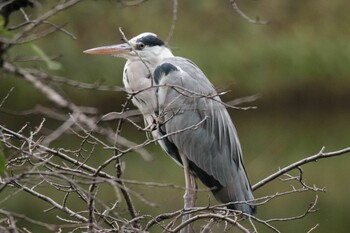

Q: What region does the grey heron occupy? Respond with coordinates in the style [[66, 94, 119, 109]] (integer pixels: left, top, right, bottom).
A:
[[84, 32, 256, 215]]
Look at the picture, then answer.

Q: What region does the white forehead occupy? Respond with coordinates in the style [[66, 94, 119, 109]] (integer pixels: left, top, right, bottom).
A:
[[130, 32, 158, 42]]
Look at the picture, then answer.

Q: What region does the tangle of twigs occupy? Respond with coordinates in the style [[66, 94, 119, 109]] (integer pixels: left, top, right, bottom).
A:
[[0, 1, 348, 233]]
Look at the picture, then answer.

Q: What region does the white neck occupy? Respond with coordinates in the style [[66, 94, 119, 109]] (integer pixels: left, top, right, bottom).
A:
[[129, 46, 174, 63], [122, 46, 174, 121]]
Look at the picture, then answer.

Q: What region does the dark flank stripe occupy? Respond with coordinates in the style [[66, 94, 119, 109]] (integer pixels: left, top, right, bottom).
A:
[[158, 127, 182, 165], [124, 68, 129, 84]]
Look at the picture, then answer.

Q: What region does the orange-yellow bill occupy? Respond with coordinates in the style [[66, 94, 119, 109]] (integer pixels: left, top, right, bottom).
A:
[[83, 43, 131, 55]]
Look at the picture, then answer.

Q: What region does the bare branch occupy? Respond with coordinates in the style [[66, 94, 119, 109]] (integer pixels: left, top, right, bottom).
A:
[[0, 87, 14, 108], [2, 61, 152, 160], [171, 213, 249, 233], [253, 146, 350, 191], [229, 0, 269, 25], [2, 0, 81, 49], [119, 27, 154, 84], [0, 1, 348, 232], [13, 181, 88, 223], [307, 224, 319, 233], [165, 0, 178, 45], [0, 209, 57, 231]]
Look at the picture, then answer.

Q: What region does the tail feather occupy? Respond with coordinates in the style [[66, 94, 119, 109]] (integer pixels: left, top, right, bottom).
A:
[[189, 160, 256, 214], [214, 169, 256, 215]]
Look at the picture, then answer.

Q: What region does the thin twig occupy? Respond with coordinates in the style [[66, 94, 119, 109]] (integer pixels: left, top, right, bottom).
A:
[[171, 213, 249, 233], [13, 181, 88, 223], [228, 0, 269, 25], [3, 0, 81, 49], [253, 146, 350, 191], [165, 0, 178, 45], [0, 87, 15, 107], [113, 95, 141, 229], [118, 27, 154, 85], [307, 224, 319, 233], [2, 61, 152, 160]]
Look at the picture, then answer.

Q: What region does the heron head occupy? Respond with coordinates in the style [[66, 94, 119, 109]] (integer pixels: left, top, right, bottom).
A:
[[84, 32, 173, 61]]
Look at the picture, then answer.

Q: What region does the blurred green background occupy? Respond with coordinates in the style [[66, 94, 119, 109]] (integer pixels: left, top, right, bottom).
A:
[[1, 0, 350, 232]]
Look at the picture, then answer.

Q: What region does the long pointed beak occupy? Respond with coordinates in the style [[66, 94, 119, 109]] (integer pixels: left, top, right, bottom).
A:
[[83, 43, 132, 55]]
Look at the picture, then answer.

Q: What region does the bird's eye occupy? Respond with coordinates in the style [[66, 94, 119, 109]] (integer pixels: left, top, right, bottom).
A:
[[136, 43, 145, 50]]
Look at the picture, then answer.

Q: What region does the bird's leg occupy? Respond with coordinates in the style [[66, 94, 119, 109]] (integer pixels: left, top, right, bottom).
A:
[[188, 170, 197, 207], [180, 153, 197, 233]]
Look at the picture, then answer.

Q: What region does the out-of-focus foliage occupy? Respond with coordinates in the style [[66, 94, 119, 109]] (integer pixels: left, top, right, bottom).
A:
[[0, 0, 349, 232], [3, 0, 350, 110], [5, 0, 350, 97]]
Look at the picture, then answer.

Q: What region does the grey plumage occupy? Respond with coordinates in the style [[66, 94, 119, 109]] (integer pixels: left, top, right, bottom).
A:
[[155, 57, 255, 214], [84, 32, 256, 214]]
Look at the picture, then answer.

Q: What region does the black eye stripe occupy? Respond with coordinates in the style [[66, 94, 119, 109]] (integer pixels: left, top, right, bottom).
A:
[[136, 35, 164, 47]]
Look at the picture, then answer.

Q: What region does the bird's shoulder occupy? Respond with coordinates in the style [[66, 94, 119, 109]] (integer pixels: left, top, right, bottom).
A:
[[157, 56, 198, 69], [154, 57, 215, 92]]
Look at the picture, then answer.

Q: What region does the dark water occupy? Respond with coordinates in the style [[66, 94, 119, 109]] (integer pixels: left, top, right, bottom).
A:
[[121, 105, 350, 232], [0, 101, 349, 232]]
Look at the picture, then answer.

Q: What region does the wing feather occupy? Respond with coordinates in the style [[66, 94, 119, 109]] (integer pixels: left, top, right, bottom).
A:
[[154, 57, 255, 214]]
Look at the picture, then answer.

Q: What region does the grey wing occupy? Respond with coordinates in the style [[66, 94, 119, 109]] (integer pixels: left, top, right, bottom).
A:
[[154, 57, 255, 214]]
